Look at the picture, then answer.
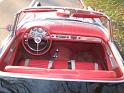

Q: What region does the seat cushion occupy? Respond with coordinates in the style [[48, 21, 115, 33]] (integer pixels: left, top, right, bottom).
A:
[[76, 61, 103, 70], [18, 59, 68, 69], [18, 59, 49, 68]]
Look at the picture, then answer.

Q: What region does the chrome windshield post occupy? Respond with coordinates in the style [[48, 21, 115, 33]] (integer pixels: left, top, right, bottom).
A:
[[12, 12, 21, 36]]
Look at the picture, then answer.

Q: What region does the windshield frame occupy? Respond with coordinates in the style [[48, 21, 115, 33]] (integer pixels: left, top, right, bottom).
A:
[[29, 0, 84, 8], [12, 6, 112, 42]]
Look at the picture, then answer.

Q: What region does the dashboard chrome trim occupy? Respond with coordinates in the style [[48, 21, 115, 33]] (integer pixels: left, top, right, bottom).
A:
[[51, 34, 102, 42]]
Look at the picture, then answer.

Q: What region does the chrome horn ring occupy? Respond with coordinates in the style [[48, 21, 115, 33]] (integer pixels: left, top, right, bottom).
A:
[[22, 27, 52, 55]]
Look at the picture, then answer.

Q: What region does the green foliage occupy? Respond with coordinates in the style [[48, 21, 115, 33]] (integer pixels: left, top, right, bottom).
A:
[[84, 0, 124, 52]]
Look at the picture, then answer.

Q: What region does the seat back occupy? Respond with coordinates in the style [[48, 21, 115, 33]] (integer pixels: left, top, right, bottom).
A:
[[5, 66, 117, 79]]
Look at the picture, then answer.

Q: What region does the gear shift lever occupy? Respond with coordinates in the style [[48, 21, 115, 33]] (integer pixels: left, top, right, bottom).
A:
[[48, 49, 59, 69], [52, 49, 59, 59]]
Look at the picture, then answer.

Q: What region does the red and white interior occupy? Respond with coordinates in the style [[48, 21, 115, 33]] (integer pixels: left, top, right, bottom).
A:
[[0, 20, 123, 81]]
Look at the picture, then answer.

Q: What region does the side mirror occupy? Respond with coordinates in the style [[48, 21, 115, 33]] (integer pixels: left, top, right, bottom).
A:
[[7, 25, 13, 32]]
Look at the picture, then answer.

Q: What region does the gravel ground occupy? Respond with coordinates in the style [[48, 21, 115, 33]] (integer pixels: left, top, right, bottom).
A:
[[0, 0, 30, 45], [0, 0, 83, 45]]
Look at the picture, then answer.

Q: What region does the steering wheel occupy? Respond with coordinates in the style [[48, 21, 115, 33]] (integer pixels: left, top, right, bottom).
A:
[[22, 27, 52, 55]]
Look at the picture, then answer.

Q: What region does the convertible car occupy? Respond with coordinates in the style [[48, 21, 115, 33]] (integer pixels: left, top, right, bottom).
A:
[[0, 0, 124, 93], [0, 0, 124, 82]]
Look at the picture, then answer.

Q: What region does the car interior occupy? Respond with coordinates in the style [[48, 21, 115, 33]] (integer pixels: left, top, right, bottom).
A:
[[0, 22, 122, 80], [0, 31, 122, 79]]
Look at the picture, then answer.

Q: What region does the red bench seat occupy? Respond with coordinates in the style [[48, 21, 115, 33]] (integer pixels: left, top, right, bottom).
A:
[[5, 66, 117, 79]]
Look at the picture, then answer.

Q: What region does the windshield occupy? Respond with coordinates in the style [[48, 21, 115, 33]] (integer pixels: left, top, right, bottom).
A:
[[17, 11, 109, 31], [30, 0, 83, 8]]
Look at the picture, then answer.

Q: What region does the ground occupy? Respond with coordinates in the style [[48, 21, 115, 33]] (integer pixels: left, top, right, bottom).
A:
[[0, 0, 30, 45], [0, 0, 83, 45]]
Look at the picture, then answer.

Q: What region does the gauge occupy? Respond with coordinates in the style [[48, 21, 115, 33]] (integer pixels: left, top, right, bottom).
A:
[[37, 28, 44, 33], [29, 29, 35, 37], [32, 28, 37, 31]]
